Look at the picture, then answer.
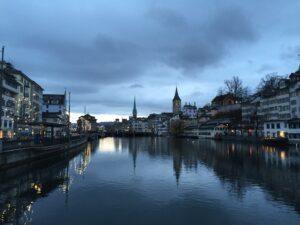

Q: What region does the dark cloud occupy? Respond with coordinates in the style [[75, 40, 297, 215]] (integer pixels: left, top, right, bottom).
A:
[[130, 84, 144, 89], [146, 7, 188, 29], [1, 0, 299, 118]]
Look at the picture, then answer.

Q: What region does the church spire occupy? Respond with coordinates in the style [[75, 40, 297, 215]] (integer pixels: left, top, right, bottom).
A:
[[173, 86, 181, 101], [172, 86, 181, 115], [132, 96, 137, 118]]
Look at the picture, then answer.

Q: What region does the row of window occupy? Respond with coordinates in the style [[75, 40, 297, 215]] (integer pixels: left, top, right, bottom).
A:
[[260, 105, 290, 113], [261, 97, 289, 106], [265, 122, 300, 129], [290, 89, 300, 97], [2, 120, 13, 128], [289, 133, 300, 139], [266, 123, 284, 129]]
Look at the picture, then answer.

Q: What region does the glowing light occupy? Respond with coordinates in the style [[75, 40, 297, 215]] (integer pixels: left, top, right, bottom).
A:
[[31, 183, 42, 194], [99, 138, 118, 152], [280, 151, 286, 160], [249, 147, 253, 156], [279, 131, 286, 138]]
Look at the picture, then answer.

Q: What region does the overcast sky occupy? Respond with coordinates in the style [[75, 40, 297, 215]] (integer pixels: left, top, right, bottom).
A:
[[1, 0, 300, 122]]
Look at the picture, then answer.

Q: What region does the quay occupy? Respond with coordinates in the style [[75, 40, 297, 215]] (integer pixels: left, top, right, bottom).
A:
[[0, 134, 97, 170]]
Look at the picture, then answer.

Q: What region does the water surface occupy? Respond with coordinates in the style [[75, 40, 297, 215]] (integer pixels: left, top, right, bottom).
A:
[[1, 137, 300, 225]]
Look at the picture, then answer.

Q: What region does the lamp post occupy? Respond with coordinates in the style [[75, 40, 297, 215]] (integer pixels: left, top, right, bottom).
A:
[[68, 91, 71, 145], [0, 46, 4, 151]]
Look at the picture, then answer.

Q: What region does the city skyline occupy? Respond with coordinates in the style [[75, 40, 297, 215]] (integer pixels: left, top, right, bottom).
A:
[[1, 0, 300, 122]]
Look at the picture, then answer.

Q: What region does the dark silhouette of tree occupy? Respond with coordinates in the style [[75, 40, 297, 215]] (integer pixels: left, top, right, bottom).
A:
[[220, 76, 251, 100], [257, 73, 284, 96], [170, 120, 184, 136]]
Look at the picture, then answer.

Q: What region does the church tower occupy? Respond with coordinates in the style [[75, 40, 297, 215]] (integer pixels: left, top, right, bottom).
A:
[[132, 97, 137, 119], [172, 87, 181, 115]]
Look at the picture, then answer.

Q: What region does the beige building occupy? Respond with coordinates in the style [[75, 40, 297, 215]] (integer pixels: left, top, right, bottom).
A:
[[77, 114, 97, 133]]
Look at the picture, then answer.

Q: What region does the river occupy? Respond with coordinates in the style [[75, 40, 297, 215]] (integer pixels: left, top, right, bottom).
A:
[[1, 137, 300, 225]]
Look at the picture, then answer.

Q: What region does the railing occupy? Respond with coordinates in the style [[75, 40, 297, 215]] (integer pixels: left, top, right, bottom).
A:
[[2, 135, 85, 151]]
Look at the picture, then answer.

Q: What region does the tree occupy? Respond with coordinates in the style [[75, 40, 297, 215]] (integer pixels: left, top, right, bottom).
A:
[[217, 87, 226, 96], [220, 76, 250, 100], [224, 76, 244, 98], [170, 120, 184, 136], [257, 73, 283, 94]]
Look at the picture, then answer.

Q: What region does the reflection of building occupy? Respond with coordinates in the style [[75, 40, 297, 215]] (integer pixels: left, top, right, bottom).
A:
[[0, 155, 72, 224], [172, 147, 182, 185], [77, 114, 97, 133], [74, 143, 92, 175]]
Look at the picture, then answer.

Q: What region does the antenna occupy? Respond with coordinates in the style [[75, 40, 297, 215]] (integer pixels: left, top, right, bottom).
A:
[[298, 54, 300, 71]]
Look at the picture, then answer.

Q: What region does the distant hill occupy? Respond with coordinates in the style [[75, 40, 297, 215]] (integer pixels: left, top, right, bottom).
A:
[[97, 122, 114, 127]]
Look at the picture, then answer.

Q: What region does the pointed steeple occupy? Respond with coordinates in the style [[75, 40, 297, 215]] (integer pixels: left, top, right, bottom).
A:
[[173, 87, 181, 101], [132, 96, 137, 118]]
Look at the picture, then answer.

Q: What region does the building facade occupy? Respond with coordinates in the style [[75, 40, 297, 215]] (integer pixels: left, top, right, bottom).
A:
[[42, 93, 68, 137], [258, 79, 290, 138], [1, 62, 44, 138], [182, 103, 197, 119], [1, 70, 19, 138], [77, 114, 97, 133]]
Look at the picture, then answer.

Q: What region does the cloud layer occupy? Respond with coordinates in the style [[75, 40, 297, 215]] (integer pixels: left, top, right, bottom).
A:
[[1, 0, 300, 120]]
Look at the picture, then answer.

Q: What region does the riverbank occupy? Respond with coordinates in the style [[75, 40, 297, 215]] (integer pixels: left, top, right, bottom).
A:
[[0, 136, 89, 169]]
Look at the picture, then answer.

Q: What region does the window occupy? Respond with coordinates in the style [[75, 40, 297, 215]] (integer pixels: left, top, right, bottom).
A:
[[277, 123, 280, 129], [267, 124, 270, 129], [291, 100, 297, 105], [271, 124, 275, 129], [4, 120, 7, 128]]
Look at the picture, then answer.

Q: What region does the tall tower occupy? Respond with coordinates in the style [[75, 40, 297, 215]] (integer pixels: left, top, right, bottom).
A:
[[132, 97, 137, 119], [172, 87, 181, 115]]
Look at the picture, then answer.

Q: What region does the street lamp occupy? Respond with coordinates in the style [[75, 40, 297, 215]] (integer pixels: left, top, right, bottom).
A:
[[0, 46, 4, 150]]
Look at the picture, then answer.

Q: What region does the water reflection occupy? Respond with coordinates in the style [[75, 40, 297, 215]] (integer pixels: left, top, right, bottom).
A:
[[0, 142, 96, 225], [99, 137, 300, 214], [1, 138, 300, 225]]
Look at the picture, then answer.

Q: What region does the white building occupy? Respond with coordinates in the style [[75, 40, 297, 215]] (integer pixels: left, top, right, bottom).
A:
[[131, 118, 150, 134], [1, 62, 44, 138], [1, 71, 19, 138], [182, 103, 197, 119], [258, 67, 300, 143], [152, 113, 172, 136], [5, 64, 44, 123], [258, 79, 290, 139], [42, 93, 68, 137], [286, 68, 300, 143]]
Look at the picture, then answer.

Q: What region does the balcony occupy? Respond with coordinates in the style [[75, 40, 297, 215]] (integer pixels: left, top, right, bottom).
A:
[[3, 80, 19, 94]]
